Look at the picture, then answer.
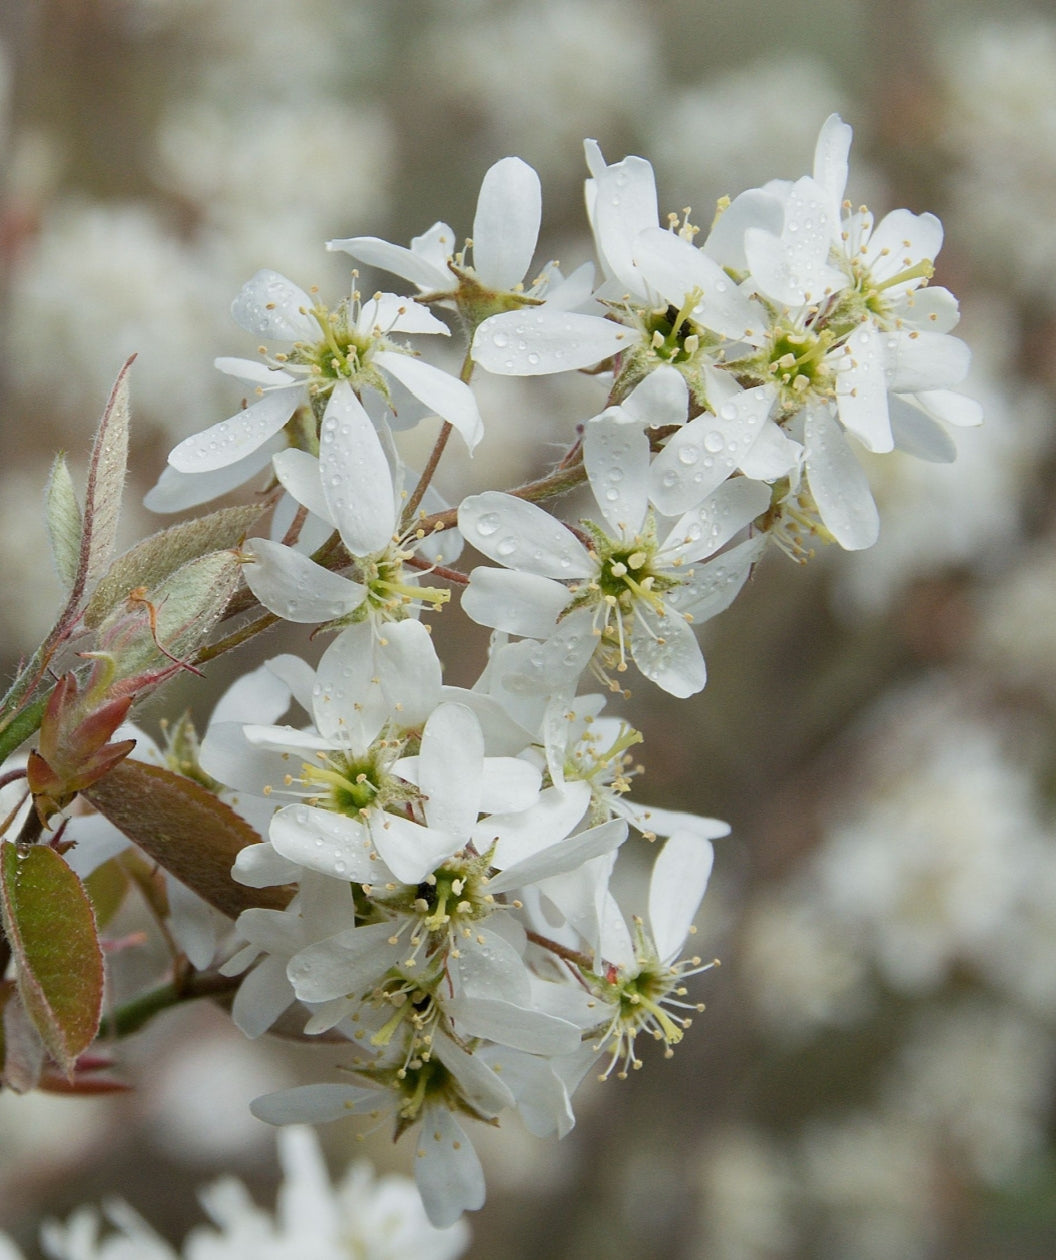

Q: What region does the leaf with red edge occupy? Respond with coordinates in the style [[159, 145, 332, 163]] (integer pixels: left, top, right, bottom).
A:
[[84, 759, 292, 919], [0, 842, 105, 1079]]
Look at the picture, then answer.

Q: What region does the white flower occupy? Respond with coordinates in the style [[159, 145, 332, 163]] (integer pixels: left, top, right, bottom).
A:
[[459, 408, 769, 697], [154, 269, 483, 503]]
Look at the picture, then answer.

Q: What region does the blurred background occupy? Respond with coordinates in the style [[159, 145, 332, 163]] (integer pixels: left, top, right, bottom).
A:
[[2, 0, 1056, 1256]]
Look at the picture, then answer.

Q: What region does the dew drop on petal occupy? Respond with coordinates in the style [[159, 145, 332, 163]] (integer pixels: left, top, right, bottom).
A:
[[475, 512, 501, 536]]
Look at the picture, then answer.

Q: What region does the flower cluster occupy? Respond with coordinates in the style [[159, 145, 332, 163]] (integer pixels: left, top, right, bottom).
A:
[[0, 116, 977, 1232]]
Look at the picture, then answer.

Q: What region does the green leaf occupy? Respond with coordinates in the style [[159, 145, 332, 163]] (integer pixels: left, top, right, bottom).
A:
[[0, 842, 104, 1079], [85, 503, 264, 629], [84, 759, 292, 919], [78, 357, 133, 598], [44, 454, 83, 591]]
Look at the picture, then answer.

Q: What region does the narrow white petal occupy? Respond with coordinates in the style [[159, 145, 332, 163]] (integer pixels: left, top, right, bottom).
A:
[[364, 292, 450, 336], [369, 812, 457, 885], [478, 757, 541, 815], [649, 833, 715, 962], [472, 310, 630, 375], [835, 322, 894, 453], [472, 156, 541, 290], [317, 383, 396, 555], [459, 491, 593, 577], [446, 997, 580, 1055], [242, 537, 365, 622], [144, 439, 280, 512], [488, 818, 628, 895], [168, 385, 301, 473], [589, 153, 659, 293], [327, 235, 450, 291], [884, 330, 970, 392], [812, 113, 852, 228], [484, 782, 592, 869], [461, 567, 569, 637], [660, 477, 771, 565], [250, 1084, 374, 1126], [620, 364, 689, 428], [375, 350, 484, 450], [805, 405, 880, 550]]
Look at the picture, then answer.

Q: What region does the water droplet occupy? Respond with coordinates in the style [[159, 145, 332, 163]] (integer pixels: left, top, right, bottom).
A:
[[496, 537, 518, 558], [492, 331, 509, 348], [677, 445, 700, 466], [719, 403, 738, 421], [703, 431, 725, 454], [475, 512, 501, 536]]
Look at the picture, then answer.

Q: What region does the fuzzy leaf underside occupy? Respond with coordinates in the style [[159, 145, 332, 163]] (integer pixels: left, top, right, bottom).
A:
[[0, 841, 105, 1079], [44, 454, 83, 591], [84, 759, 292, 918]]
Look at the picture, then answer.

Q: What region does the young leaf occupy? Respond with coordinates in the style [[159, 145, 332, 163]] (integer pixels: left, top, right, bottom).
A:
[[44, 453, 83, 591], [0, 841, 105, 1079], [85, 503, 265, 629], [78, 357, 133, 599], [83, 759, 292, 919]]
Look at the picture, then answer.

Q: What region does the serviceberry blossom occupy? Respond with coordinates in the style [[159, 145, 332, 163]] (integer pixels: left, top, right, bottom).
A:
[[147, 269, 484, 511]]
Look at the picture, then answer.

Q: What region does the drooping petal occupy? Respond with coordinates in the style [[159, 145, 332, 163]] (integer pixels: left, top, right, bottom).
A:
[[144, 438, 281, 512], [250, 1083, 376, 1126], [834, 321, 894, 453], [659, 477, 771, 565], [368, 811, 459, 886], [318, 382, 397, 555], [374, 350, 484, 451], [472, 156, 541, 290], [804, 405, 880, 550], [649, 832, 715, 963], [415, 1107, 487, 1227], [287, 922, 403, 1003]]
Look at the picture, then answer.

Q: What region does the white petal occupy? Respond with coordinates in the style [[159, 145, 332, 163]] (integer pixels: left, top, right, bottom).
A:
[[327, 235, 450, 291], [673, 534, 767, 621], [231, 269, 318, 340], [835, 322, 893, 453], [804, 405, 879, 550], [168, 385, 301, 473], [649, 833, 714, 962], [703, 188, 784, 272], [812, 113, 852, 228], [472, 156, 541, 290], [446, 997, 580, 1055], [362, 292, 450, 337], [631, 605, 707, 698], [287, 923, 402, 1002], [250, 1083, 374, 1126], [584, 410, 650, 536], [634, 227, 763, 341], [317, 382, 397, 555], [472, 310, 630, 375], [739, 417, 802, 479], [271, 449, 333, 524], [487, 818, 628, 895], [884, 330, 970, 392], [479, 757, 541, 815], [864, 209, 943, 283], [368, 812, 457, 884], [459, 491, 593, 577], [420, 703, 484, 835], [415, 1108, 487, 1227], [888, 395, 957, 462], [650, 389, 771, 516], [374, 350, 484, 450], [588, 152, 659, 293], [461, 567, 569, 637], [484, 782, 592, 870], [144, 440, 280, 512], [660, 477, 771, 565], [270, 805, 381, 882], [912, 387, 983, 428], [242, 537, 366, 622]]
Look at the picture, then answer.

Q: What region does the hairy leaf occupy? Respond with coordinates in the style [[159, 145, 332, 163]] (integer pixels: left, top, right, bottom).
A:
[[44, 453, 83, 591], [85, 503, 264, 629], [77, 357, 134, 603], [0, 842, 105, 1079], [84, 759, 292, 918]]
